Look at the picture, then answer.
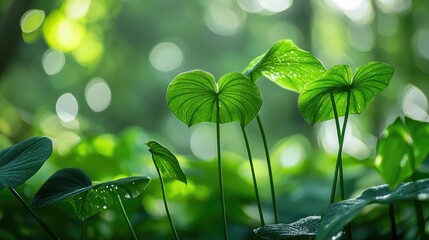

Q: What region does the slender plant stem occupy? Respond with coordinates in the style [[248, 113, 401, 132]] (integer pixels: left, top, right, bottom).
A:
[[80, 219, 88, 240], [9, 187, 59, 240], [216, 97, 229, 240], [241, 125, 265, 226], [401, 118, 427, 240], [389, 204, 397, 240], [256, 115, 279, 224], [329, 92, 352, 240], [153, 160, 180, 240], [117, 195, 137, 240]]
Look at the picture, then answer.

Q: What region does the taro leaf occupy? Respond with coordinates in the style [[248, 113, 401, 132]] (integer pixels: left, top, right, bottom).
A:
[[298, 62, 394, 125], [317, 179, 429, 240], [242, 39, 326, 92], [375, 117, 429, 188], [254, 216, 320, 240], [167, 70, 262, 127], [31, 168, 150, 220], [146, 140, 187, 184], [0, 137, 52, 189]]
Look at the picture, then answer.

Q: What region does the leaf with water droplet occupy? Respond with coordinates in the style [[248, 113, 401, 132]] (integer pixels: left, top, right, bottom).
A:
[[317, 179, 429, 240], [375, 117, 429, 188], [32, 168, 150, 220], [242, 39, 326, 92], [254, 216, 320, 239], [167, 70, 262, 127], [298, 62, 394, 125], [146, 140, 187, 184], [0, 137, 52, 190]]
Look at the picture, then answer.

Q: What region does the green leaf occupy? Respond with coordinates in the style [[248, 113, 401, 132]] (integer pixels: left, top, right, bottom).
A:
[[0, 137, 52, 189], [317, 179, 429, 240], [298, 62, 394, 125], [167, 70, 262, 127], [375, 117, 429, 188], [242, 39, 326, 92], [254, 216, 320, 239], [32, 168, 150, 220], [32, 168, 92, 208], [146, 140, 187, 184]]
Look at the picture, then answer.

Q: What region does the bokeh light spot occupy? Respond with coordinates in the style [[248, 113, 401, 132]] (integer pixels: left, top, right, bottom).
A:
[[72, 31, 104, 65], [85, 78, 112, 112], [280, 143, 305, 168], [149, 42, 183, 72], [20, 9, 45, 33], [402, 85, 429, 121], [190, 124, 216, 161], [326, 0, 373, 24], [65, 0, 91, 20], [56, 93, 79, 122], [237, 0, 263, 13], [413, 28, 429, 60], [43, 49, 65, 75], [258, 0, 293, 13], [347, 24, 374, 52], [375, 0, 412, 14], [205, 4, 245, 36]]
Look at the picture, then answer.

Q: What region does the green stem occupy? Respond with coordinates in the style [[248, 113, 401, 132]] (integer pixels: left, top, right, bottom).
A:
[[256, 115, 279, 224], [9, 187, 59, 240], [216, 97, 229, 240], [117, 195, 137, 240], [80, 219, 88, 240], [154, 160, 180, 240], [329, 92, 352, 240], [401, 118, 427, 240], [241, 125, 265, 226], [389, 204, 397, 240]]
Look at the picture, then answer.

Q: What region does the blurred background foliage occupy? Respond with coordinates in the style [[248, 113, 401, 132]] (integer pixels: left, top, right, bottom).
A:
[[0, 0, 428, 239]]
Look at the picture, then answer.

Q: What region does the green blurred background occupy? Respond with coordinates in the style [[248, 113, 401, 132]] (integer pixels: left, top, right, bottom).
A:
[[0, 0, 428, 239]]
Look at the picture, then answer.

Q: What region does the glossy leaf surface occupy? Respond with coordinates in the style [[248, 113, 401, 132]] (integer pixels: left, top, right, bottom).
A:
[[167, 70, 262, 127], [243, 39, 326, 92], [146, 140, 187, 184], [254, 216, 320, 239], [317, 179, 429, 240], [375, 117, 429, 188], [299, 62, 394, 124], [32, 168, 150, 220], [0, 137, 52, 189]]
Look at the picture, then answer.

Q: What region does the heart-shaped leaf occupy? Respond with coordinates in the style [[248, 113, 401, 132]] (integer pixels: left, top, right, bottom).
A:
[[146, 140, 187, 184], [0, 137, 52, 189], [317, 179, 429, 240], [299, 62, 394, 125], [242, 39, 326, 92], [32, 168, 150, 220], [254, 216, 320, 239], [375, 117, 429, 188], [167, 70, 262, 127]]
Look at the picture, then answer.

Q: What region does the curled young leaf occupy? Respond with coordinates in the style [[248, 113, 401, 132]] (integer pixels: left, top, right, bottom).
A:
[[243, 39, 326, 92], [0, 137, 52, 190], [298, 62, 394, 125], [32, 168, 150, 220], [146, 140, 187, 184], [167, 70, 262, 127], [375, 117, 429, 188]]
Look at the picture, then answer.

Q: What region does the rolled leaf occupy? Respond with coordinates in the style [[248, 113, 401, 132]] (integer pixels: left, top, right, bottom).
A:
[[243, 39, 326, 92], [167, 70, 262, 127], [0, 137, 52, 189], [299, 62, 394, 125], [146, 140, 187, 184]]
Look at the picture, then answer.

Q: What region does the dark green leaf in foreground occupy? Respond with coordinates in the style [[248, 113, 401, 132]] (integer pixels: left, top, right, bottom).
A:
[[299, 62, 394, 125], [242, 39, 326, 92], [317, 179, 429, 240], [375, 117, 429, 188], [167, 70, 262, 127], [0, 137, 52, 189], [254, 216, 320, 240], [32, 168, 150, 220], [146, 140, 187, 184]]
